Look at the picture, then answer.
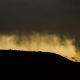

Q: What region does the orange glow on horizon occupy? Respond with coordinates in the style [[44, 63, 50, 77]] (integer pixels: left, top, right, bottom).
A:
[[0, 33, 80, 62]]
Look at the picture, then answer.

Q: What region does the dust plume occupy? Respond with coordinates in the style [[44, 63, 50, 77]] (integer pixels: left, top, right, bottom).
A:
[[0, 33, 80, 62]]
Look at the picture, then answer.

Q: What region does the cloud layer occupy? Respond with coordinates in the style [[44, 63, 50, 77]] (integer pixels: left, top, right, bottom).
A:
[[0, 33, 80, 61]]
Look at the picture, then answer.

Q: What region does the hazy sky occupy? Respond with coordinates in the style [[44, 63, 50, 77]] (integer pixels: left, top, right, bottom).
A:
[[0, 0, 80, 47]]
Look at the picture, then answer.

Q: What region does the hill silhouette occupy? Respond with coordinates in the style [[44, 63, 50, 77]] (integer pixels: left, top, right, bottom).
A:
[[0, 50, 79, 72]]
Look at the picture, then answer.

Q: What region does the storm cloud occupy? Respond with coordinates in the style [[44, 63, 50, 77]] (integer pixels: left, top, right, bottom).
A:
[[0, 0, 80, 47]]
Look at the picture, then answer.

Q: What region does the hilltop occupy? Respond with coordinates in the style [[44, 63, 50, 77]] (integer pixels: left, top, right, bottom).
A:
[[0, 50, 79, 72]]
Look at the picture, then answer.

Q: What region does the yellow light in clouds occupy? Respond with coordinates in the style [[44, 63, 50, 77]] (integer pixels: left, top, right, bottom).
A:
[[0, 33, 80, 62]]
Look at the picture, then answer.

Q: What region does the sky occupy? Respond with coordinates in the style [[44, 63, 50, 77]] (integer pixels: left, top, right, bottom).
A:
[[0, 0, 80, 35], [0, 0, 80, 60]]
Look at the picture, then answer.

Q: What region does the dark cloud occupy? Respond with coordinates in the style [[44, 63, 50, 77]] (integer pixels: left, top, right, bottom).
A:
[[0, 0, 80, 47]]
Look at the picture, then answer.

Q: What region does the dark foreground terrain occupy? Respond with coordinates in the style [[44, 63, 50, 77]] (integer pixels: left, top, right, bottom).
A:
[[0, 50, 80, 72]]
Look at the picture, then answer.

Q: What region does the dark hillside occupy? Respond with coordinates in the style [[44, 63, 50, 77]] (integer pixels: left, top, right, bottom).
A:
[[0, 50, 79, 72]]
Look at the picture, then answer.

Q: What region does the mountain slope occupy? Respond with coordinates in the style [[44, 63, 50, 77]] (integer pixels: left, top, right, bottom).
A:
[[0, 50, 79, 72]]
